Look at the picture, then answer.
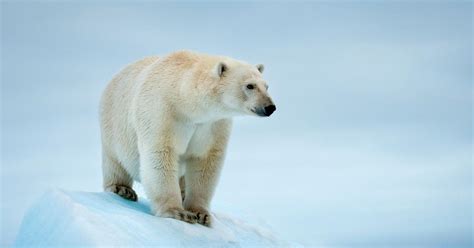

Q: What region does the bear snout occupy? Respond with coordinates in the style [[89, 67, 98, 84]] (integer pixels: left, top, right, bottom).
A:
[[255, 104, 276, 117], [264, 104, 276, 116]]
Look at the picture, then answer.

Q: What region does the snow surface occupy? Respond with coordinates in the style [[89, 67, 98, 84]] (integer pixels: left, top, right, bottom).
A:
[[14, 190, 294, 247]]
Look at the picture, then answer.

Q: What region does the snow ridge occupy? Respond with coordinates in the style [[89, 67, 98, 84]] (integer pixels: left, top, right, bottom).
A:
[[14, 189, 291, 247]]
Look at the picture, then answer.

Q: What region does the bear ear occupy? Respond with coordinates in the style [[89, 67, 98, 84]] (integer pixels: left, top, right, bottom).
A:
[[215, 62, 228, 77], [256, 64, 264, 73]]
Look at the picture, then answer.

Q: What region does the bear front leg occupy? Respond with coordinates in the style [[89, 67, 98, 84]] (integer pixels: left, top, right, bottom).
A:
[[140, 145, 197, 224], [183, 148, 225, 227]]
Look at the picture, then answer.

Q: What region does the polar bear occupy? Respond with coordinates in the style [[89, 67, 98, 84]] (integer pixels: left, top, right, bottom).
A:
[[99, 51, 276, 226]]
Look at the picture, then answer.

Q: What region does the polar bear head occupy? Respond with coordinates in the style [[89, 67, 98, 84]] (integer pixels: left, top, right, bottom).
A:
[[213, 60, 276, 117]]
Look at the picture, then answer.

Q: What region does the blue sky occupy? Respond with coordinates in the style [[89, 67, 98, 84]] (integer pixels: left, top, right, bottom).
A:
[[1, 1, 472, 247]]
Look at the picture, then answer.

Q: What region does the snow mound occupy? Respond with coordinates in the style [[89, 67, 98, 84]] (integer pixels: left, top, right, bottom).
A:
[[14, 189, 291, 247]]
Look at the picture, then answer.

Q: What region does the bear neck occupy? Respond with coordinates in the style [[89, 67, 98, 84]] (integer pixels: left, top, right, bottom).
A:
[[176, 99, 239, 124]]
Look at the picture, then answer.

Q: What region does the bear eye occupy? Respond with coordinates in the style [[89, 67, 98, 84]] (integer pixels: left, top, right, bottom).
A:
[[246, 84, 255, 90]]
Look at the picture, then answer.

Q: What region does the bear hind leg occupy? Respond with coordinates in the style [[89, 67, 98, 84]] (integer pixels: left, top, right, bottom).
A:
[[102, 152, 137, 201]]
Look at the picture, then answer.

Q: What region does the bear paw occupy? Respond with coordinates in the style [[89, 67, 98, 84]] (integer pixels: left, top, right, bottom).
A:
[[163, 208, 198, 224], [107, 185, 137, 201], [185, 207, 211, 227], [196, 212, 211, 227]]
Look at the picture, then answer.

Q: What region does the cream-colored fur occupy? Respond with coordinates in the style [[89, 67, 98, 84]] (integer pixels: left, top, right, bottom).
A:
[[99, 50, 275, 226]]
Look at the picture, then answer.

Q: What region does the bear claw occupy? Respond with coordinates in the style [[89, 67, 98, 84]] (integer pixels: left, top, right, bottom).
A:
[[166, 208, 197, 224], [108, 185, 138, 201], [194, 211, 211, 227]]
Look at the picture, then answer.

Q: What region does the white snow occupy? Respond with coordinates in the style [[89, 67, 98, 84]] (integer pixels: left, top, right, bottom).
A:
[[14, 189, 294, 247]]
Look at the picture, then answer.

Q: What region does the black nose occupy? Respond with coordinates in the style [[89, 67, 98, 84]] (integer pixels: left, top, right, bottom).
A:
[[264, 105, 276, 116]]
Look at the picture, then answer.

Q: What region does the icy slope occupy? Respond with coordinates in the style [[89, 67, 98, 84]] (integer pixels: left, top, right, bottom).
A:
[[14, 190, 290, 247]]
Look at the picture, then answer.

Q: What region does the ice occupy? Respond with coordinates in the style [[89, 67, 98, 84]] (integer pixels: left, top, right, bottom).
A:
[[14, 190, 294, 247]]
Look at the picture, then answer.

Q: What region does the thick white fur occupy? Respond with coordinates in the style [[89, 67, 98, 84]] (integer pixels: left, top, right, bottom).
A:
[[99, 51, 274, 226]]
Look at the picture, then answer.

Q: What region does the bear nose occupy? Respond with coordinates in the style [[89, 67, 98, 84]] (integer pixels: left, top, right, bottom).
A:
[[264, 105, 276, 116]]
